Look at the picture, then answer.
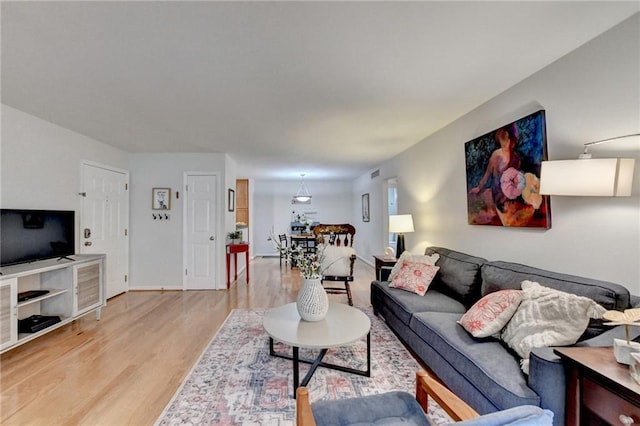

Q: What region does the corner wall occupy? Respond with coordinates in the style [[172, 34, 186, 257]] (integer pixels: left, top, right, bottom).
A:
[[0, 104, 129, 253], [355, 14, 640, 292]]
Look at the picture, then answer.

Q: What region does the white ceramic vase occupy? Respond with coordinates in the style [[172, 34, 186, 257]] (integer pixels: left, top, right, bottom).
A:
[[296, 278, 329, 322]]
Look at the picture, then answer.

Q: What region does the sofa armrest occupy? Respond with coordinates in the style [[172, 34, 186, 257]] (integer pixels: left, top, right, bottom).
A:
[[528, 324, 640, 426], [576, 324, 640, 347], [528, 347, 565, 426]]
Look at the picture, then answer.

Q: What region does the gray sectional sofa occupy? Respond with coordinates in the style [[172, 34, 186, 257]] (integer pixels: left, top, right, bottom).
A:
[[371, 246, 639, 426]]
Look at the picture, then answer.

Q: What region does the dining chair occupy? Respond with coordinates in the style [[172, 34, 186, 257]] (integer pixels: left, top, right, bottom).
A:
[[313, 224, 356, 306], [278, 234, 289, 267]]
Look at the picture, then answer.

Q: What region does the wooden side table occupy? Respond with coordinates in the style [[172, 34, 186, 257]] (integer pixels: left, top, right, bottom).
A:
[[226, 242, 249, 288], [373, 255, 397, 281], [555, 346, 640, 425]]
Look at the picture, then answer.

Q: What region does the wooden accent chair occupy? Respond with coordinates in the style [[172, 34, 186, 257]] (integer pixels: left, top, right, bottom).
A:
[[278, 234, 289, 267], [296, 370, 553, 426], [313, 224, 356, 306]]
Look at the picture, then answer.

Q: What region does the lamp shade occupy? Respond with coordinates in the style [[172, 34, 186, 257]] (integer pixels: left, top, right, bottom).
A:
[[389, 214, 415, 233], [540, 158, 635, 196]]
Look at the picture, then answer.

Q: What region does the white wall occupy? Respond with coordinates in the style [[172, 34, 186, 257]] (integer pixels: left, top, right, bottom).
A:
[[128, 153, 232, 290], [1, 108, 236, 290], [252, 179, 354, 256], [1, 104, 129, 253], [354, 15, 640, 292]]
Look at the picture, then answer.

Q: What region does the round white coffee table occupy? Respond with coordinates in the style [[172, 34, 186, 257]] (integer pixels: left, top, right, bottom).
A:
[[263, 302, 371, 395]]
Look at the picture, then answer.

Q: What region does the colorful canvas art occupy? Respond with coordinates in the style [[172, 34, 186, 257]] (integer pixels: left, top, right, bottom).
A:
[[465, 110, 551, 228]]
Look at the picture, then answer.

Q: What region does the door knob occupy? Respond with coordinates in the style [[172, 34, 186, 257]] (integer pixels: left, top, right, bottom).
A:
[[84, 241, 92, 246], [209, 236, 215, 241]]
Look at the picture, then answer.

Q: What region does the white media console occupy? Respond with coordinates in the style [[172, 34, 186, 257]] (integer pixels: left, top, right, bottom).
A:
[[0, 254, 105, 353]]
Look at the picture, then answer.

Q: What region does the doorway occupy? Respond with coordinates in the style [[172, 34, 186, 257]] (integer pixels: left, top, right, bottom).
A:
[[183, 173, 220, 290], [385, 178, 398, 250], [80, 161, 129, 299]]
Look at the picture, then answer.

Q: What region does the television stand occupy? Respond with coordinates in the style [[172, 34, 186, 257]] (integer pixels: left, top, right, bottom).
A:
[[57, 256, 75, 262], [0, 254, 105, 353]]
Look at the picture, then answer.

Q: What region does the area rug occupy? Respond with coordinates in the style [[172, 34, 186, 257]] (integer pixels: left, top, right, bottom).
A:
[[156, 307, 452, 425]]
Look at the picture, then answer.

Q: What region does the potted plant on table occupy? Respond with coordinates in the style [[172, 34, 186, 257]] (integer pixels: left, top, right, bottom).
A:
[[227, 230, 243, 244]]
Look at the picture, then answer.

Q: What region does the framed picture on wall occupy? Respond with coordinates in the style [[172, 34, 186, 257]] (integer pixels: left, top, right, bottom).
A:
[[362, 193, 370, 222], [228, 188, 235, 212], [152, 188, 171, 210], [465, 109, 551, 228]]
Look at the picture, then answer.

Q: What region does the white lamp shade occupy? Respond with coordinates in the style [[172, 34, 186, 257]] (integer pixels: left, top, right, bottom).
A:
[[540, 158, 635, 196], [389, 214, 415, 233]]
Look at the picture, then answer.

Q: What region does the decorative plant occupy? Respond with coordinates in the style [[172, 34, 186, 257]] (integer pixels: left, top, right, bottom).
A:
[[603, 308, 640, 344], [299, 214, 314, 227], [227, 230, 243, 240]]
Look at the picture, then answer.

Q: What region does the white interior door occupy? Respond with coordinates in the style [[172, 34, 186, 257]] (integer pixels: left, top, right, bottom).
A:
[[80, 162, 129, 299], [184, 174, 218, 290]]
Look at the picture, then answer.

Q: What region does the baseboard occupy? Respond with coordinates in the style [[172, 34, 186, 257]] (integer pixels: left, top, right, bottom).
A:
[[128, 285, 183, 291]]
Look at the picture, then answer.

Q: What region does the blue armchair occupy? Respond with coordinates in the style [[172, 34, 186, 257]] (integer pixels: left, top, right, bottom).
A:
[[296, 370, 553, 426]]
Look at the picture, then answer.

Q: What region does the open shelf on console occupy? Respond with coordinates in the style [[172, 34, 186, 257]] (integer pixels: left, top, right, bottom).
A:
[[17, 289, 69, 307], [17, 315, 71, 341]]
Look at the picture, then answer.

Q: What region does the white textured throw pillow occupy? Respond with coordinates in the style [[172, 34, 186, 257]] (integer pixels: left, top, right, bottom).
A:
[[388, 252, 440, 281], [320, 245, 356, 276], [501, 280, 606, 374]]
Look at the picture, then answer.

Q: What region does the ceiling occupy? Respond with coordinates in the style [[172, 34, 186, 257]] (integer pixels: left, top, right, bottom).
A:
[[2, 2, 638, 181]]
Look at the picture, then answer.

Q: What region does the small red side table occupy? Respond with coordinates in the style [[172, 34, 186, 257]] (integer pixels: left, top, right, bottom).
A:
[[226, 242, 249, 288]]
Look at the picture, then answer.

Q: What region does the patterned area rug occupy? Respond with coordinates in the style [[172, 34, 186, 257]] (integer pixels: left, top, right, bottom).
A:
[[156, 307, 452, 425]]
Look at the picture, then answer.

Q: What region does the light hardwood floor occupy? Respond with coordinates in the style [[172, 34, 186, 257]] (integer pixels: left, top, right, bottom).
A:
[[1, 256, 376, 425]]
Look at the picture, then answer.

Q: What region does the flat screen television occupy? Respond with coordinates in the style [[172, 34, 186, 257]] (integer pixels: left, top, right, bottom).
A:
[[1, 209, 75, 267]]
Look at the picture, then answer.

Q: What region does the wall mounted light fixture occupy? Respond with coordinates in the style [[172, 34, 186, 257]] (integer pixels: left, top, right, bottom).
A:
[[540, 133, 638, 196]]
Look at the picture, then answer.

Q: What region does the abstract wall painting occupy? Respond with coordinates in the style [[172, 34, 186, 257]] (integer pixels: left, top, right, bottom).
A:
[[465, 110, 551, 228]]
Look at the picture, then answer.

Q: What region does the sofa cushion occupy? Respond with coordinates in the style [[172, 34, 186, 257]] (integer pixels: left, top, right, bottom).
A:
[[371, 280, 466, 326], [424, 247, 487, 307], [311, 390, 431, 426], [389, 260, 440, 296], [481, 261, 630, 311], [410, 311, 540, 409]]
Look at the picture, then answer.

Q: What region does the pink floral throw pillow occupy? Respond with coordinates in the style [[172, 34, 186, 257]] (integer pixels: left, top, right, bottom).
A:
[[459, 289, 523, 338], [389, 260, 440, 296]]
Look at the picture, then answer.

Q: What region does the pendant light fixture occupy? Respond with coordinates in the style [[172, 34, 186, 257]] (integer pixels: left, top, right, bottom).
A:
[[293, 173, 312, 203]]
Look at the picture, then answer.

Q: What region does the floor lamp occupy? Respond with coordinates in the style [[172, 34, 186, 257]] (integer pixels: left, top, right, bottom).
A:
[[389, 214, 414, 259]]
